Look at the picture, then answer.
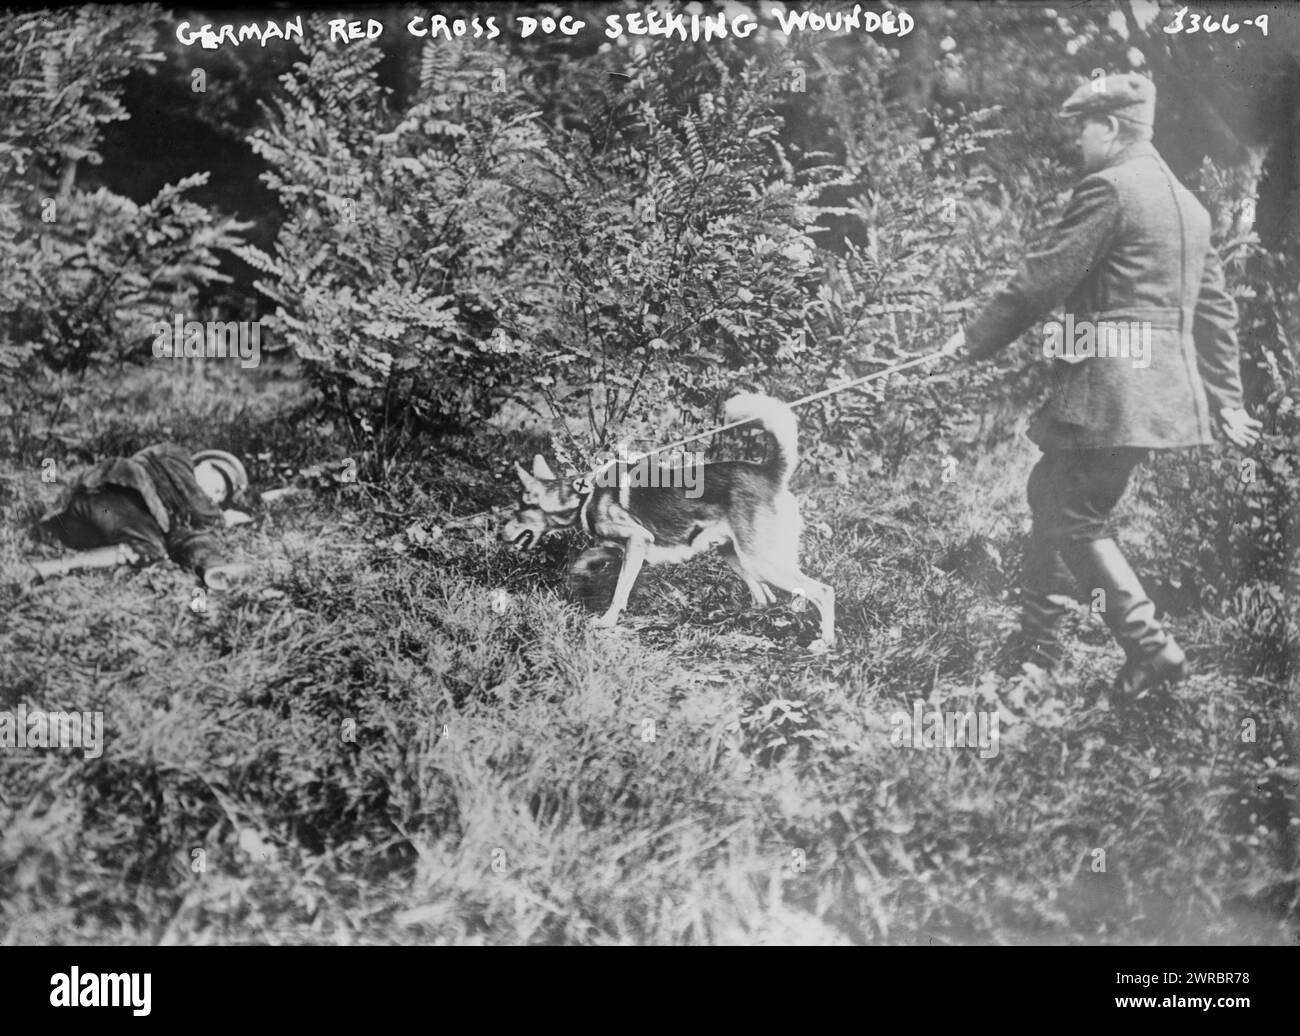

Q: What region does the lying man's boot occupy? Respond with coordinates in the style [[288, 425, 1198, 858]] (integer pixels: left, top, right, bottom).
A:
[[1061, 537, 1187, 698]]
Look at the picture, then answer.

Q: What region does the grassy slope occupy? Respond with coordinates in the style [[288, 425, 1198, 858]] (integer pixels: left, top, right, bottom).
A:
[[0, 365, 1295, 944]]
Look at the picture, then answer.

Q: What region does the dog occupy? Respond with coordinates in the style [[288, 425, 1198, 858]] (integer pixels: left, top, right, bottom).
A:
[[500, 393, 835, 646]]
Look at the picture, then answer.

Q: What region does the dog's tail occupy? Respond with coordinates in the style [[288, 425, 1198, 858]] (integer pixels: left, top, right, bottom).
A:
[[725, 392, 798, 488]]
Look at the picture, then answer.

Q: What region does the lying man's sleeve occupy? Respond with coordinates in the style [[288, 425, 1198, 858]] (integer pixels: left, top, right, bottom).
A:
[[965, 176, 1122, 361], [1191, 242, 1245, 416]]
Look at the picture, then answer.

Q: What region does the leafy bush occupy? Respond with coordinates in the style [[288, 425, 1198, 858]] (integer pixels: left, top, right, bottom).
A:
[[234, 20, 1075, 487], [793, 93, 1023, 479], [0, 8, 247, 459], [496, 38, 843, 461], [239, 24, 550, 474]]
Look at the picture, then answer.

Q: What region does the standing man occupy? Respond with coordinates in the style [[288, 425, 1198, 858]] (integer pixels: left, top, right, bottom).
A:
[[942, 73, 1261, 697]]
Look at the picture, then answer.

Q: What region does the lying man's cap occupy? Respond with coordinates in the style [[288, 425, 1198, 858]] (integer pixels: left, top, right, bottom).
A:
[[192, 449, 248, 506], [1059, 72, 1155, 127]]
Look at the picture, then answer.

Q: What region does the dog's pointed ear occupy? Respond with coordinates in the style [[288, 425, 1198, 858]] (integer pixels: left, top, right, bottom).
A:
[[532, 454, 557, 481], [515, 460, 539, 487]]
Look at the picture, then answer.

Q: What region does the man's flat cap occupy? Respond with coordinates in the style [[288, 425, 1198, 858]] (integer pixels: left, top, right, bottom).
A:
[[1059, 72, 1155, 127]]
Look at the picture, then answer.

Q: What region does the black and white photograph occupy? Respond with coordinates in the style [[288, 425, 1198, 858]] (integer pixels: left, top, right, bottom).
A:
[[0, 0, 1297, 970]]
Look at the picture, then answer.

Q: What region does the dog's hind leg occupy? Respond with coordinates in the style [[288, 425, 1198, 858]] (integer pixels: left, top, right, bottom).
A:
[[721, 544, 773, 607], [593, 536, 649, 629], [747, 560, 835, 647], [731, 494, 835, 646]]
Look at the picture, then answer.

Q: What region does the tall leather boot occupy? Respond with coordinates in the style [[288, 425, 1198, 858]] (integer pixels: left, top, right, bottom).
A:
[[1007, 541, 1076, 674], [1060, 538, 1187, 696]]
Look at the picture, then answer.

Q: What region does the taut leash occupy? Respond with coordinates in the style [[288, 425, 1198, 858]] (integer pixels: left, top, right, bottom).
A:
[[590, 347, 948, 477], [439, 346, 949, 530]]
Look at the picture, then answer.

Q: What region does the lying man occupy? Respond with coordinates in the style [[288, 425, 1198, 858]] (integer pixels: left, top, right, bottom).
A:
[[942, 73, 1261, 698], [23, 444, 252, 589]]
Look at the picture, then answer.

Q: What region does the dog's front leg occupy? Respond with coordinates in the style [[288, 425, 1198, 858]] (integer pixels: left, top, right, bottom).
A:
[[593, 536, 649, 629]]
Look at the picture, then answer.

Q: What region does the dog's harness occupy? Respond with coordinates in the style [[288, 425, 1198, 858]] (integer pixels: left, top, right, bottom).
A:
[[574, 478, 598, 536]]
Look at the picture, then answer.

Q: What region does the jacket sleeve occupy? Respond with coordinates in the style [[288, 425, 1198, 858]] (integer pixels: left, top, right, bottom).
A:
[[80, 458, 172, 532], [965, 176, 1122, 361], [1191, 242, 1245, 415]]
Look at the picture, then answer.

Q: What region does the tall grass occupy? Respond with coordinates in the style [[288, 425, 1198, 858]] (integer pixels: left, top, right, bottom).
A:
[[1, 366, 1294, 944]]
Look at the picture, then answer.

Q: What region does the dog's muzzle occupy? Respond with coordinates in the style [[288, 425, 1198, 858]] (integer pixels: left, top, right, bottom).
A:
[[501, 512, 544, 551]]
